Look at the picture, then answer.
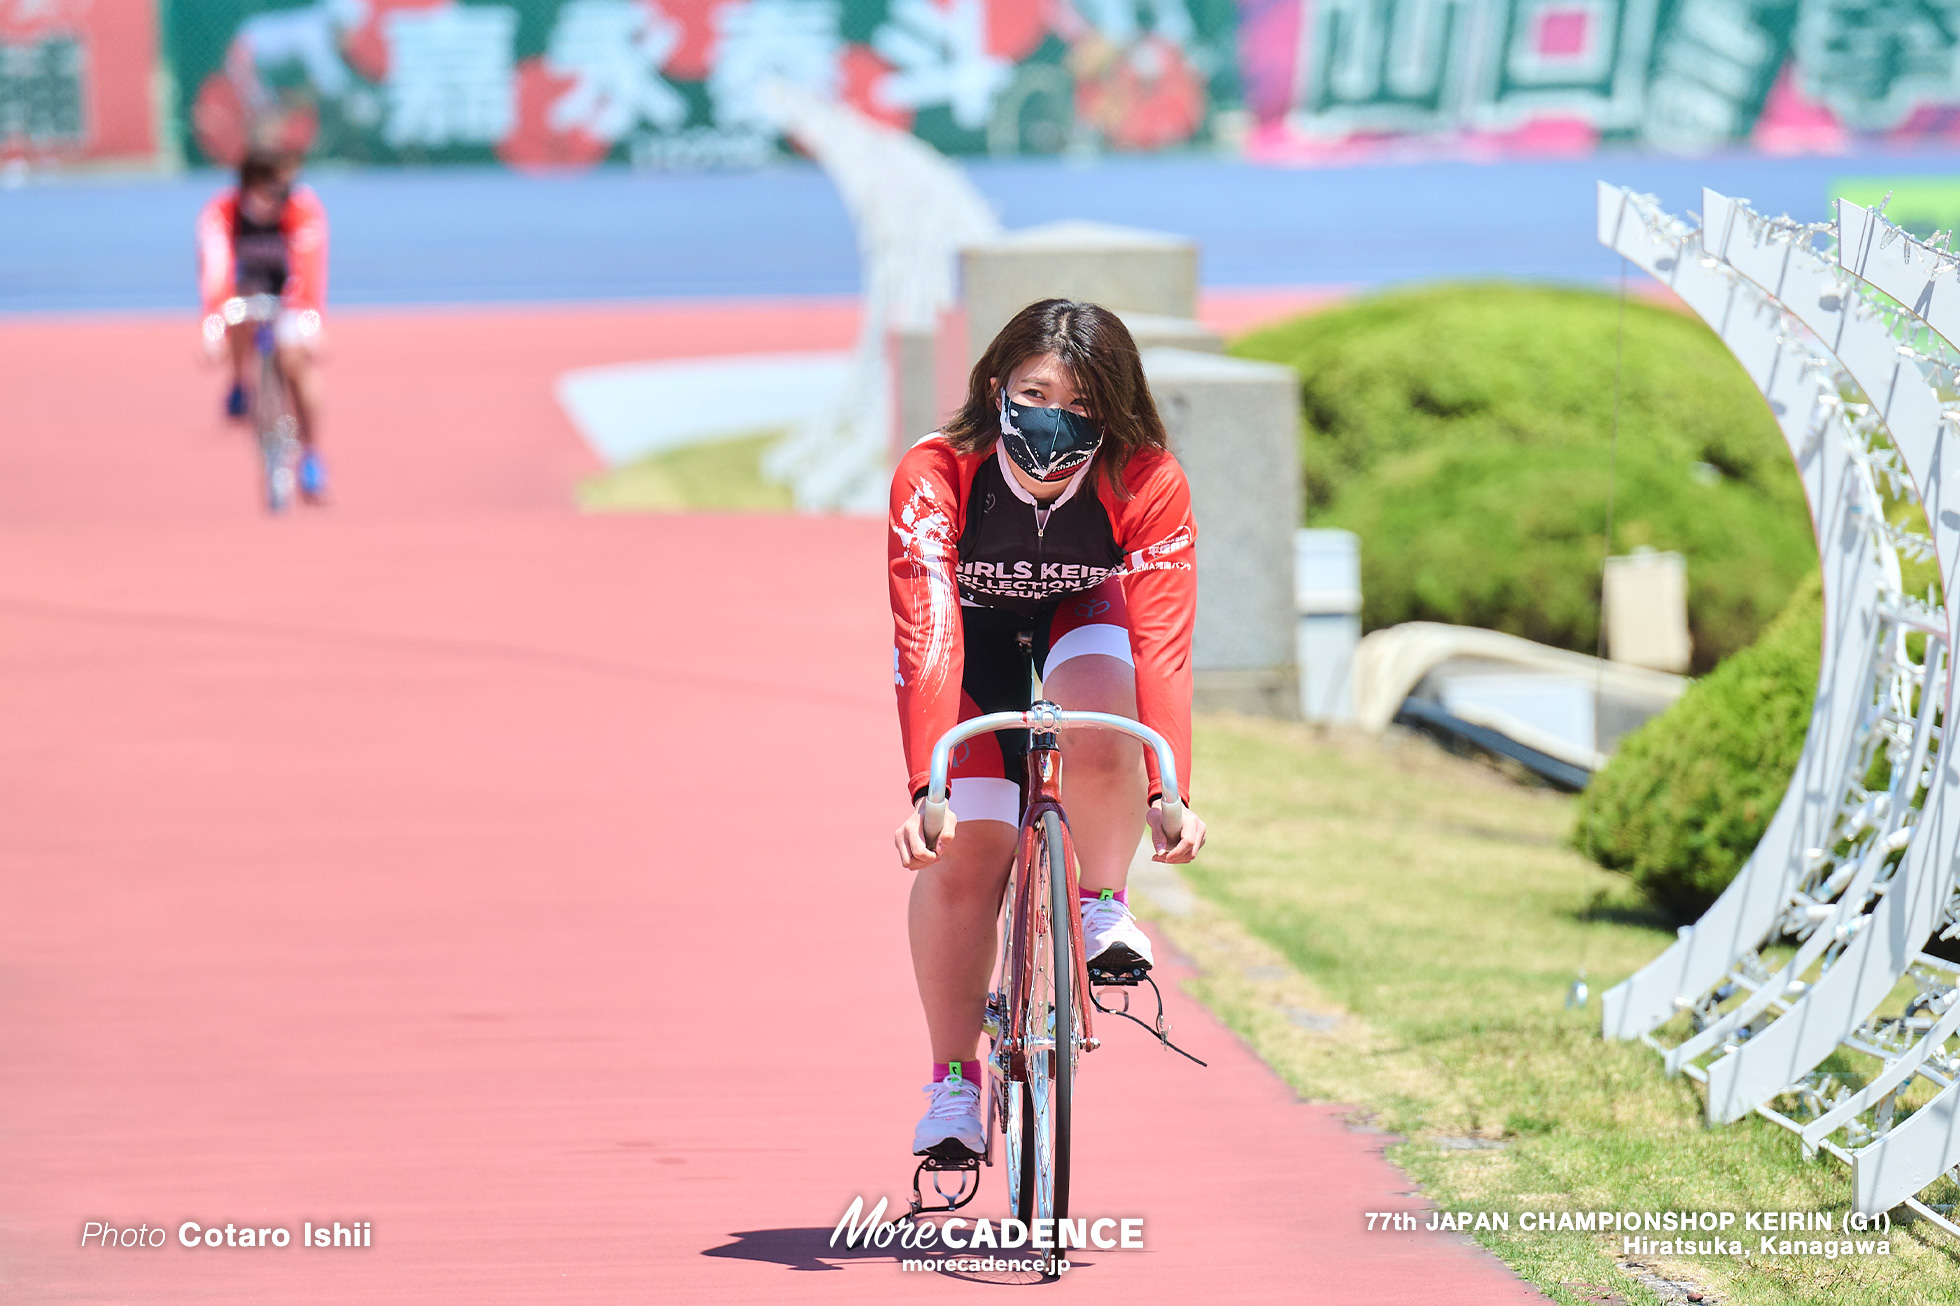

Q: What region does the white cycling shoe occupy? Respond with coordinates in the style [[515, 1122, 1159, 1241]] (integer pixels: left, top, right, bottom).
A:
[[1082, 893, 1154, 973], [913, 1074, 986, 1160]]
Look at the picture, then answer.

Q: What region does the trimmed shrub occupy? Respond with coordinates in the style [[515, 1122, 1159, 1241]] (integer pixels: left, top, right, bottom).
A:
[[1231, 282, 1818, 668], [1325, 439, 1819, 664], [1571, 574, 1822, 920]]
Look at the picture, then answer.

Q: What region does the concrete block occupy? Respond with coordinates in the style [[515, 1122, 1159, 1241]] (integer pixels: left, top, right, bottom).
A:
[[1299, 614, 1360, 722], [1295, 529, 1360, 723], [1143, 346, 1301, 717], [1115, 311, 1223, 354], [1604, 548, 1692, 673], [933, 306, 971, 420], [962, 221, 1198, 364], [889, 326, 938, 451]]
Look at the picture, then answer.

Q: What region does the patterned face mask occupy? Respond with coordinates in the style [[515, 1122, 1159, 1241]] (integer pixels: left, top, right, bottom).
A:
[[998, 389, 1103, 482]]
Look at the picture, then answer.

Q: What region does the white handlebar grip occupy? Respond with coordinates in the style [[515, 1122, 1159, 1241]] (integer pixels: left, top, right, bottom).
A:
[[1156, 798, 1186, 848], [920, 797, 951, 852]]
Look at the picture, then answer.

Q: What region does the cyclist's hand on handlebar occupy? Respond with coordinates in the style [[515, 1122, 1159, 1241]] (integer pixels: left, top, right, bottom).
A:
[[896, 800, 957, 871], [200, 313, 229, 362], [1148, 801, 1205, 864]]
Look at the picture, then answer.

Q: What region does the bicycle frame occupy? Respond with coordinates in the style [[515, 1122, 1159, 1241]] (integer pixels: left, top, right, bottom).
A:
[[922, 705, 1186, 1082]]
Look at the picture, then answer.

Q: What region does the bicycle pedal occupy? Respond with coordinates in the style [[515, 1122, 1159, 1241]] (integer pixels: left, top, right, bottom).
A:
[[909, 1155, 981, 1216], [915, 1138, 982, 1165], [1089, 964, 1149, 987]]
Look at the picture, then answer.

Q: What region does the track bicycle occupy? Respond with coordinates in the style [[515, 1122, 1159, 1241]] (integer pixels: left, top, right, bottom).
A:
[[221, 294, 303, 513], [907, 701, 1191, 1266]]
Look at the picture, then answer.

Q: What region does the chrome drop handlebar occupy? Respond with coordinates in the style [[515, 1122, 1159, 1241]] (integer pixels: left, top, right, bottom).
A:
[[221, 294, 283, 325], [919, 705, 1185, 850]]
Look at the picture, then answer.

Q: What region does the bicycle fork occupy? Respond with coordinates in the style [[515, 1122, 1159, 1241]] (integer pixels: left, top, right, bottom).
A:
[[1011, 717, 1097, 1061]]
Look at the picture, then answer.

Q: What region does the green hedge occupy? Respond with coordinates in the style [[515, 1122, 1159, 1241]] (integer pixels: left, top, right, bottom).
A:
[[1231, 283, 1818, 669], [1571, 575, 1822, 920]]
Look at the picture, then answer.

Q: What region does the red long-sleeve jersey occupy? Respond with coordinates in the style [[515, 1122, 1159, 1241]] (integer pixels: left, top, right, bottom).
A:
[[196, 185, 329, 316], [889, 436, 1197, 803]]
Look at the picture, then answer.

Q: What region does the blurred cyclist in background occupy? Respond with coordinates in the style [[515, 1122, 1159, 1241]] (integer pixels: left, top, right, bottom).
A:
[[198, 149, 330, 501]]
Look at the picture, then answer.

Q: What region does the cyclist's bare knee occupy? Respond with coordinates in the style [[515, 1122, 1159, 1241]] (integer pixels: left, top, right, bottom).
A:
[[930, 820, 1016, 896], [1061, 727, 1143, 780], [226, 324, 254, 371], [1045, 655, 1143, 776], [1043, 653, 1137, 715], [277, 345, 314, 380]]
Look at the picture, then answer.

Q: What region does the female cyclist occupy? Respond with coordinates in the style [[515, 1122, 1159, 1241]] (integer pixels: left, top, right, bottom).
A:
[[197, 149, 330, 501], [888, 299, 1208, 1160]]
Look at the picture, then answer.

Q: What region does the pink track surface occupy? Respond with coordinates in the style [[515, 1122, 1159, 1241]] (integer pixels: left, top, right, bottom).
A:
[[0, 304, 1542, 1302]]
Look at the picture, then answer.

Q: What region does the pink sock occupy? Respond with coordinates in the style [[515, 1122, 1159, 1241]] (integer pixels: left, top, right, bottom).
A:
[[933, 1060, 980, 1083], [1080, 887, 1127, 905]]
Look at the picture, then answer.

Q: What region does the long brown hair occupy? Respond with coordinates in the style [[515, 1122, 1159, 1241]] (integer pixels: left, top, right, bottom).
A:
[[942, 299, 1169, 495]]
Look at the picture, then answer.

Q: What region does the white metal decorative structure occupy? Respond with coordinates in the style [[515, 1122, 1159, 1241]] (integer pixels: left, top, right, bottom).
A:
[[1693, 191, 1954, 1130], [1813, 200, 1960, 1223], [1600, 182, 1960, 1231], [761, 84, 1000, 512], [1596, 184, 1914, 1060]]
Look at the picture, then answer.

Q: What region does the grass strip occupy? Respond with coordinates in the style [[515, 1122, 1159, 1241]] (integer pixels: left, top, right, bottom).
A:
[[1147, 714, 1960, 1305], [577, 430, 792, 513]]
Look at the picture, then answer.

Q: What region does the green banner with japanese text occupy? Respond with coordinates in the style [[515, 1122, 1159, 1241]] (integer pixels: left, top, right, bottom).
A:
[[164, 0, 1242, 167]]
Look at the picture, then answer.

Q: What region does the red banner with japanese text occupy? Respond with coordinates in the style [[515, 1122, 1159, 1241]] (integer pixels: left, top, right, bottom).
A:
[[0, 0, 156, 162]]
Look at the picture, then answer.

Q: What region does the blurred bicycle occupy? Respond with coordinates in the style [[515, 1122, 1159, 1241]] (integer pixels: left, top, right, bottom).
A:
[[219, 295, 308, 513]]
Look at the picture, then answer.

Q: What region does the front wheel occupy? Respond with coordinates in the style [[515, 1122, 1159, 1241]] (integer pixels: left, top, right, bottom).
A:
[[255, 343, 299, 514], [1006, 811, 1074, 1251], [1042, 810, 1074, 1246], [263, 427, 299, 513]]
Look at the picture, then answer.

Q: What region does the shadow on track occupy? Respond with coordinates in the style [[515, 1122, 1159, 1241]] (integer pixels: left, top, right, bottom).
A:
[[701, 1227, 1083, 1284], [701, 1226, 890, 1272]]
